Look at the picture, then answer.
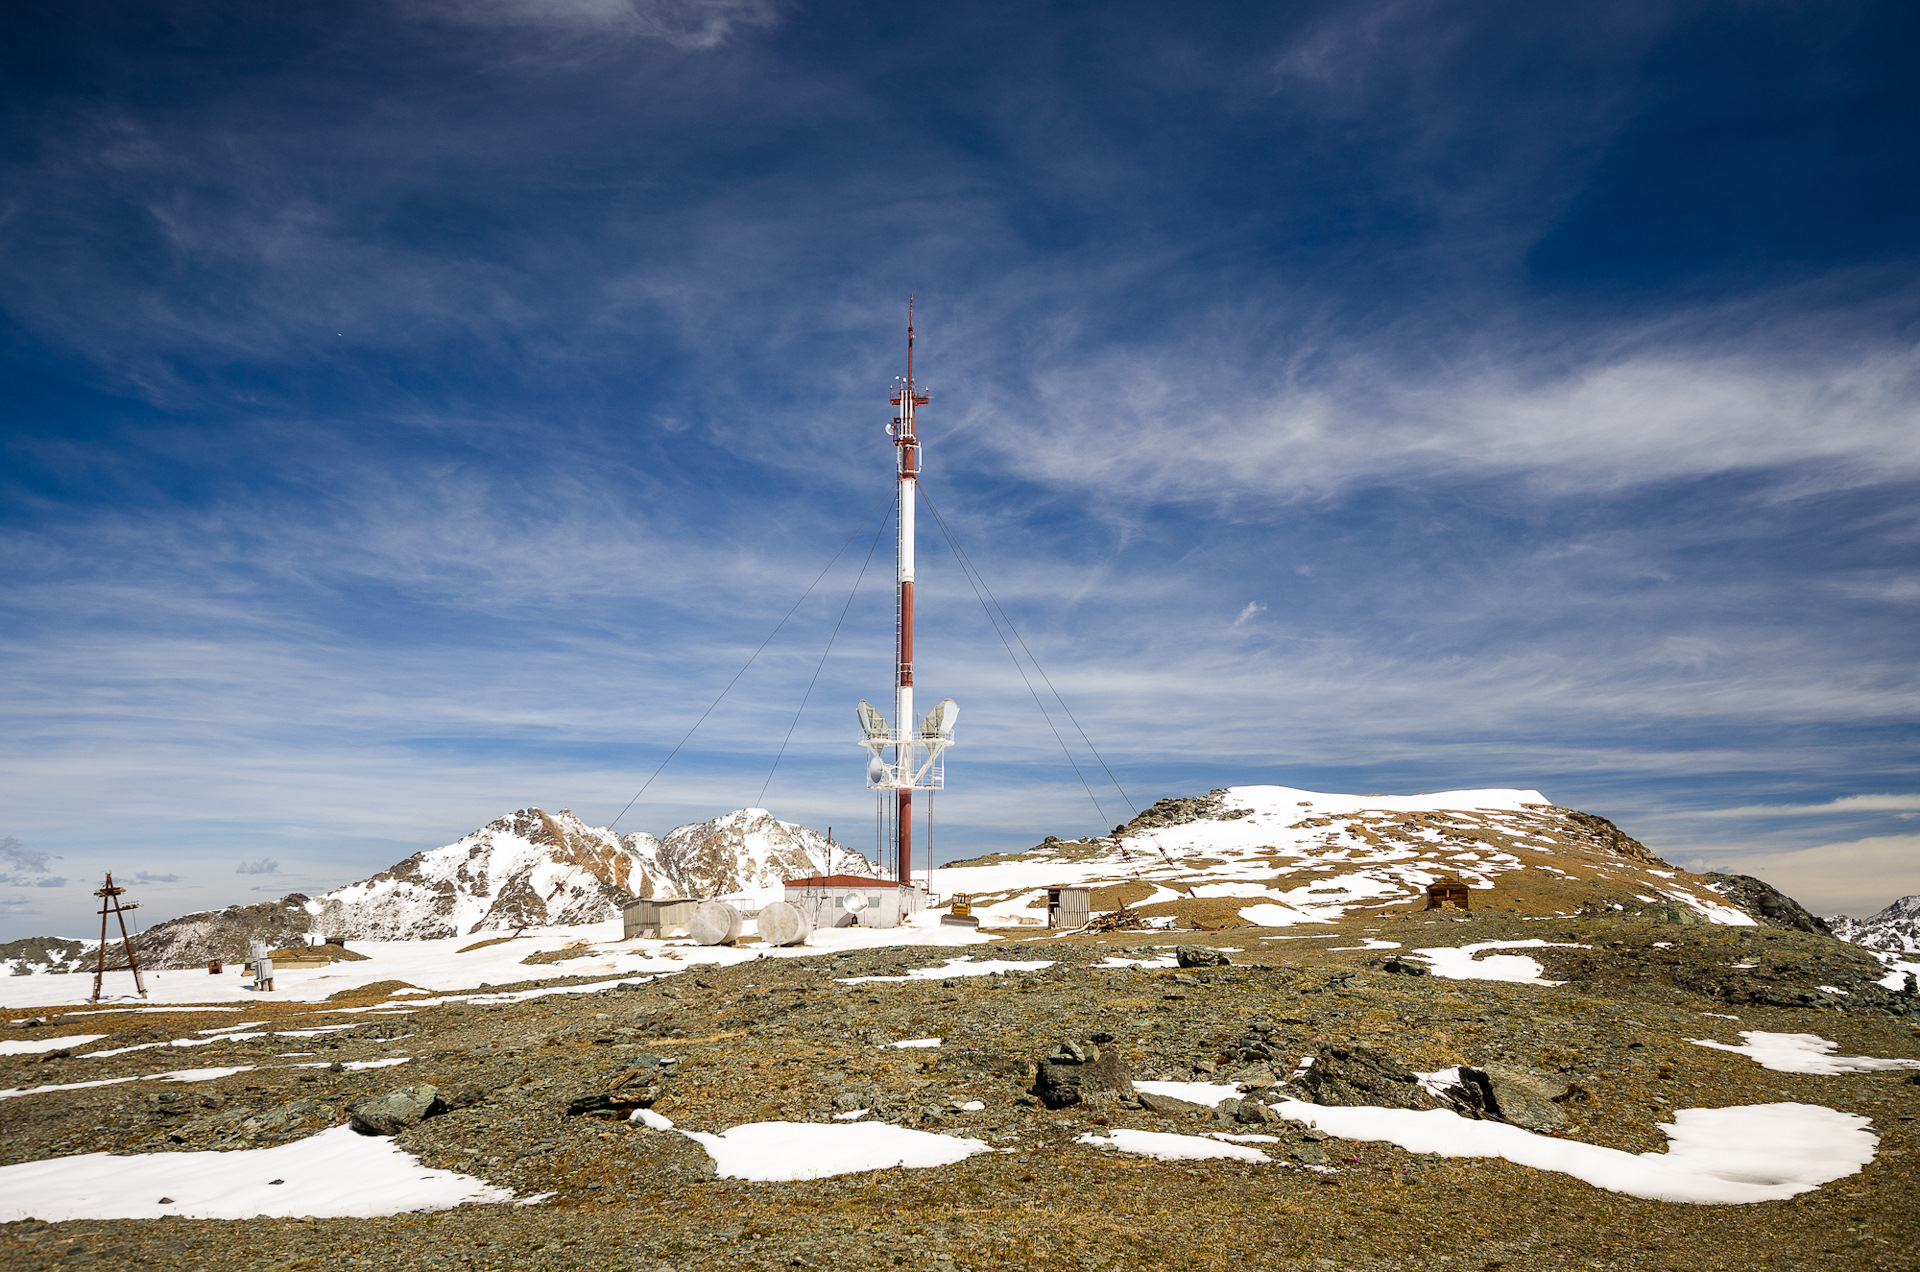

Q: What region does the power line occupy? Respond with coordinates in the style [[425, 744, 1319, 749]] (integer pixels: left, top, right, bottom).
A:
[[918, 485, 1115, 833], [756, 508, 890, 808], [608, 488, 893, 831], [922, 485, 1139, 820]]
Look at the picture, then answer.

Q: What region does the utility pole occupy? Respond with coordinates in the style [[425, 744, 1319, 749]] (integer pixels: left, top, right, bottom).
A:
[[858, 298, 957, 897], [90, 872, 148, 1003]]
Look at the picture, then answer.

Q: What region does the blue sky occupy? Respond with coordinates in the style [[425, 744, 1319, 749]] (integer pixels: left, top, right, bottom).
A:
[[2, 0, 1916, 937]]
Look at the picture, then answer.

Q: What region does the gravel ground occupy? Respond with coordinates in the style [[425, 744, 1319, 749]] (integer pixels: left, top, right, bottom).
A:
[[3, 911, 1917, 1271]]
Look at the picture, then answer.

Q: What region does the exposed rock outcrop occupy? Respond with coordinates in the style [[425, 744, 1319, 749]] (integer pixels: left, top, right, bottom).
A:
[[1703, 873, 1833, 935]]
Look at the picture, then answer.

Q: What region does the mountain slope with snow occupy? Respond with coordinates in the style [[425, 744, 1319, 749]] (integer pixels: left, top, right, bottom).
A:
[[1828, 895, 1920, 954], [936, 785, 1773, 929], [312, 806, 869, 942]]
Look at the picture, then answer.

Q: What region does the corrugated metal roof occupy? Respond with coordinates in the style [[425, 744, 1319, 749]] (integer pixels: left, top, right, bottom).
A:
[[783, 874, 904, 888]]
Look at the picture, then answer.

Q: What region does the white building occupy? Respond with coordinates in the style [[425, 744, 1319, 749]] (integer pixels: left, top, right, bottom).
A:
[[783, 874, 928, 930]]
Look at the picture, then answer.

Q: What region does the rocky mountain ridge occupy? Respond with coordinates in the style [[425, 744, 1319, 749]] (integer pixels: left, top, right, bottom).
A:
[[1830, 894, 1920, 954], [302, 805, 867, 947], [60, 806, 868, 969]]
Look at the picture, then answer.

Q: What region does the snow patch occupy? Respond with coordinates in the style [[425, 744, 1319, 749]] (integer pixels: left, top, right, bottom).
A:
[[1411, 939, 1585, 986], [1078, 1129, 1271, 1163], [0, 1124, 524, 1220], [1274, 1099, 1875, 1204], [1685, 1031, 1920, 1075], [679, 1121, 994, 1181]]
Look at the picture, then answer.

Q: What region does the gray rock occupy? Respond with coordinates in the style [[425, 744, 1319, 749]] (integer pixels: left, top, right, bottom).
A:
[[1235, 1100, 1281, 1125], [1292, 1143, 1329, 1165], [1135, 1091, 1210, 1117], [348, 1084, 441, 1136], [1476, 1063, 1570, 1132], [1032, 1041, 1134, 1109], [1175, 945, 1230, 969], [1296, 1046, 1433, 1111]]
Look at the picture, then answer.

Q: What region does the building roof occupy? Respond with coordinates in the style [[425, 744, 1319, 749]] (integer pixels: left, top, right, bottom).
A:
[[784, 874, 904, 888]]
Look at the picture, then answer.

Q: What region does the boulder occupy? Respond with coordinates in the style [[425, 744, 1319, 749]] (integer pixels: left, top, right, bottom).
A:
[[1175, 945, 1230, 969], [1235, 1100, 1282, 1125], [347, 1084, 441, 1136], [1136, 1090, 1211, 1117], [1295, 1046, 1434, 1110], [564, 1066, 665, 1119], [1032, 1040, 1133, 1109], [1476, 1063, 1570, 1131]]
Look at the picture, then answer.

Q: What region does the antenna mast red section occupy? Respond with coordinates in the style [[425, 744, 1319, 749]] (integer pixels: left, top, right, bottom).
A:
[[890, 298, 930, 886]]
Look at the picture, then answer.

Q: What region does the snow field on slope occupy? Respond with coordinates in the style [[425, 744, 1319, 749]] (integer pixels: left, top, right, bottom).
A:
[[0, 1124, 523, 1221], [0, 1032, 104, 1055], [0, 1065, 255, 1102], [1274, 1099, 1874, 1204], [0, 910, 999, 1010], [1685, 1030, 1920, 1075]]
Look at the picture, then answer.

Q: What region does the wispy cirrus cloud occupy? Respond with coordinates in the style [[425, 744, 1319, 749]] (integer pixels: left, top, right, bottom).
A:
[[1676, 794, 1920, 818], [418, 0, 780, 48]]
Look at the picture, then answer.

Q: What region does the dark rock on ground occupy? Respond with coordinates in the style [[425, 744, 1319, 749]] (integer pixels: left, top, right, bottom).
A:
[[1033, 1041, 1134, 1108], [1295, 1046, 1435, 1110], [1176, 945, 1230, 969]]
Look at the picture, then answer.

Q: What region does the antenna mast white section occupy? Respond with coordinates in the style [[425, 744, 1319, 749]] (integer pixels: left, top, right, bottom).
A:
[[856, 297, 953, 888]]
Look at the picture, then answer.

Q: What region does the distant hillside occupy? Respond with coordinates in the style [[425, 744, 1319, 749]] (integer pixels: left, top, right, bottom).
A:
[[940, 785, 1817, 930]]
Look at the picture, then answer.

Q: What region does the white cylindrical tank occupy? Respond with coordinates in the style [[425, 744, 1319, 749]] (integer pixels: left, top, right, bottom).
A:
[[688, 900, 743, 947], [756, 900, 813, 948]]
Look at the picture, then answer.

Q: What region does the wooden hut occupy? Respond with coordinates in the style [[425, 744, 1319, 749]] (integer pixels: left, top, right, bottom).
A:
[[1424, 877, 1472, 911], [1046, 885, 1092, 929]]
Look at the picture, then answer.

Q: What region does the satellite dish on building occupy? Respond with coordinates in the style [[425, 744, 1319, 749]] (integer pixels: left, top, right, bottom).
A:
[[919, 698, 958, 738], [844, 892, 868, 913], [857, 699, 890, 740]]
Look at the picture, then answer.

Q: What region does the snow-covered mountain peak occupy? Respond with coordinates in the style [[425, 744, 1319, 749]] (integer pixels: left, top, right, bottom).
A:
[[312, 805, 867, 941], [1828, 894, 1920, 954], [657, 807, 871, 907]]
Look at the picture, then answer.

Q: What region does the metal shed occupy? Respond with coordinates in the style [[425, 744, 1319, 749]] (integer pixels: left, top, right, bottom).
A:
[[1047, 885, 1091, 929], [623, 897, 697, 939]]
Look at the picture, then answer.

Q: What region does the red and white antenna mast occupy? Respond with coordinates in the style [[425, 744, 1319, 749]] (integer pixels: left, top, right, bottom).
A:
[[858, 297, 956, 894]]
